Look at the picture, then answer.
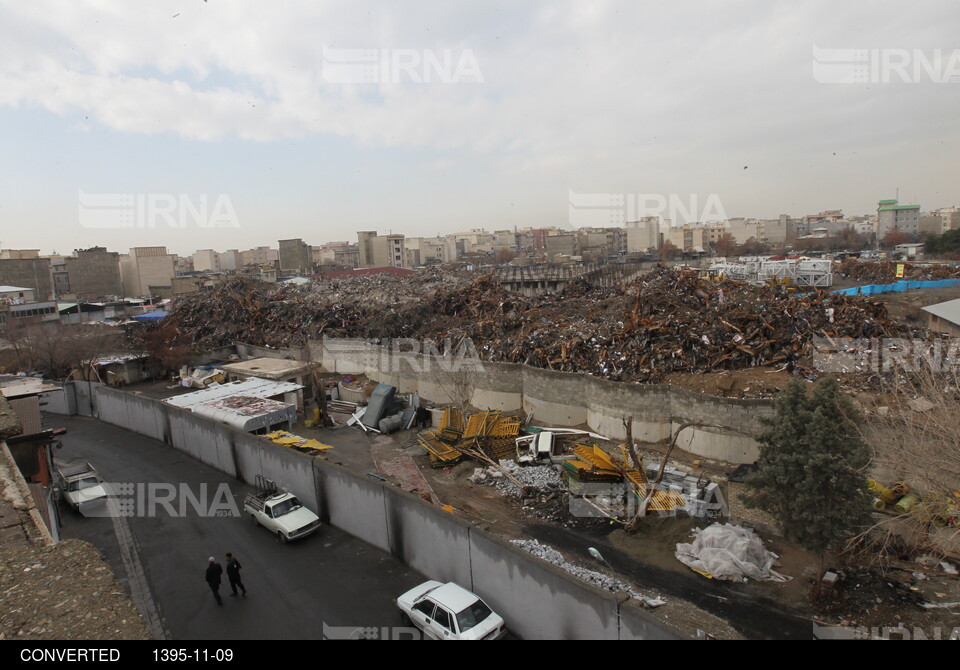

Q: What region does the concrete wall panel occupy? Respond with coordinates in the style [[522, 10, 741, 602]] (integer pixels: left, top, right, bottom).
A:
[[469, 530, 622, 640], [313, 462, 389, 552], [383, 488, 472, 586]]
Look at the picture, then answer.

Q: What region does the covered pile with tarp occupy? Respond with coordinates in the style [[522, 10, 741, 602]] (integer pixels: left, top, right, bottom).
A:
[[675, 523, 790, 582]]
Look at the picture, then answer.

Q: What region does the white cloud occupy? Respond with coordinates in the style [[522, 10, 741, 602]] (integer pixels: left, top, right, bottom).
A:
[[0, 0, 958, 241]]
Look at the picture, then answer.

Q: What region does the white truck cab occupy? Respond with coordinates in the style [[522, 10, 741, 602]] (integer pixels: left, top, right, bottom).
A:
[[244, 475, 320, 543], [56, 462, 108, 511]]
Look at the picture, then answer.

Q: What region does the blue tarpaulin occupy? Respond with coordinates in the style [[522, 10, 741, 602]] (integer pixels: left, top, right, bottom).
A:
[[833, 278, 960, 297], [133, 311, 168, 322]]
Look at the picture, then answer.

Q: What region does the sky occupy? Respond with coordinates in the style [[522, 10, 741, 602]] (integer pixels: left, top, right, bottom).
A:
[[0, 0, 958, 256]]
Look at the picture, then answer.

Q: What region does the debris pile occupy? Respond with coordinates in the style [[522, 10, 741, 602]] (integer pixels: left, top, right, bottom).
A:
[[565, 444, 688, 514], [493, 461, 563, 498], [867, 479, 959, 527], [153, 266, 910, 382], [512, 539, 665, 607], [838, 260, 960, 283], [418, 408, 521, 467]]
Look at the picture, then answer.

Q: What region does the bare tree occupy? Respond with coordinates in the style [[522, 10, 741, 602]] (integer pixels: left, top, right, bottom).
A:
[[432, 367, 476, 414], [624, 419, 730, 532], [0, 319, 37, 372], [133, 319, 194, 376], [300, 344, 334, 427], [0, 320, 127, 380]]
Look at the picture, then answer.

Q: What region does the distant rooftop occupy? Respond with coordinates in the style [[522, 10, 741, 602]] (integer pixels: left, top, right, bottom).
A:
[[220, 357, 310, 380], [192, 395, 296, 432], [163, 378, 303, 409], [877, 198, 920, 212], [922, 298, 960, 327], [1, 378, 59, 399]]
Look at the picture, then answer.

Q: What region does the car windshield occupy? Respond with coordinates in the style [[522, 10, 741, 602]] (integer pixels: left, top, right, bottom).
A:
[[455, 598, 493, 633], [68, 477, 101, 492], [271, 497, 302, 517]]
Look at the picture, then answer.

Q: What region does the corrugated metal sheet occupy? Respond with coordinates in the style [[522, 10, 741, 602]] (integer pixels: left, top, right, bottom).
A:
[[164, 378, 303, 409], [9, 396, 41, 435], [191, 396, 296, 431]]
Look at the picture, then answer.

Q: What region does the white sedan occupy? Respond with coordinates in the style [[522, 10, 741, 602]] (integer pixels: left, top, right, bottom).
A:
[[397, 581, 507, 640]]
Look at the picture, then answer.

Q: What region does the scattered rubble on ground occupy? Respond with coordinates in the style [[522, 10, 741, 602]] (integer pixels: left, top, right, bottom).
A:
[[492, 461, 563, 498], [511, 538, 666, 608]]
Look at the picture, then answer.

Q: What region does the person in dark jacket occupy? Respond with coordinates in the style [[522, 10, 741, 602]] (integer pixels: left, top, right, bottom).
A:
[[225, 552, 247, 597], [205, 556, 223, 606]]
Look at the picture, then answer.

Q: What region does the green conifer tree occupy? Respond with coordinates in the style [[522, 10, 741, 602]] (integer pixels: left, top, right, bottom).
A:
[[746, 378, 871, 556]]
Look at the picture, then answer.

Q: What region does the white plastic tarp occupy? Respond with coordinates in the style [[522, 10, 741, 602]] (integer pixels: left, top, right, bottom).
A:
[[675, 523, 790, 582]]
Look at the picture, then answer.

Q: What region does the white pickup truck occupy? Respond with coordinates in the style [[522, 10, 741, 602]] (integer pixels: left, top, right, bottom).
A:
[[244, 475, 320, 543], [56, 462, 108, 511]]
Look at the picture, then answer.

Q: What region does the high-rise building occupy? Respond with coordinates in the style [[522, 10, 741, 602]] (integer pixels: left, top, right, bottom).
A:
[[357, 232, 405, 268], [119, 247, 176, 297], [278, 239, 312, 275], [62, 247, 123, 300], [877, 199, 920, 239], [192, 249, 221, 273]]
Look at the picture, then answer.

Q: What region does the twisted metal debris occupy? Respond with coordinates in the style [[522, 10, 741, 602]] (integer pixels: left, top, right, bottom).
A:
[[150, 266, 912, 382]]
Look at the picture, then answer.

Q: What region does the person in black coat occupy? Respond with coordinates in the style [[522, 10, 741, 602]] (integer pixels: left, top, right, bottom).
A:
[[205, 557, 224, 606], [225, 552, 247, 597]]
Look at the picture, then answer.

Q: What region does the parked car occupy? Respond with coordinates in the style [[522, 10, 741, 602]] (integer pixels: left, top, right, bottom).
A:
[[397, 581, 507, 640], [56, 462, 108, 511], [244, 474, 320, 543]]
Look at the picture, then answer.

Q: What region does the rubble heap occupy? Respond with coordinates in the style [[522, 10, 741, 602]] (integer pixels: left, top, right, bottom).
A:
[[155, 266, 910, 382], [494, 461, 563, 498], [511, 539, 664, 607], [838, 260, 960, 284]]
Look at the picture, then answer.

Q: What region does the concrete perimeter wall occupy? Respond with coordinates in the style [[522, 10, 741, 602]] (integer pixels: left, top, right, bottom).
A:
[[311, 339, 774, 464], [94, 385, 681, 640]]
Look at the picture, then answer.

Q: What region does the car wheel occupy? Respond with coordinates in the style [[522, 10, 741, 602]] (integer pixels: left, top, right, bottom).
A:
[[251, 514, 258, 526], [278, 531, 288, 544], [400, 611, 411, 627]]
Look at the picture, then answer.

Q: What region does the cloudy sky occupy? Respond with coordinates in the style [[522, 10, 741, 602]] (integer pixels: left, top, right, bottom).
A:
[[1, 1, 958, 256]]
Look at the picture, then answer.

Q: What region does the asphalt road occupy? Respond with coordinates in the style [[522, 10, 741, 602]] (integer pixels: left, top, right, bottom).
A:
[[51, 414, 427, 641]]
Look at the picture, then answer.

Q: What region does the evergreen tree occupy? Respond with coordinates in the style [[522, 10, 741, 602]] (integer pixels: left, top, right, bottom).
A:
[[746, 378, 871, 556]]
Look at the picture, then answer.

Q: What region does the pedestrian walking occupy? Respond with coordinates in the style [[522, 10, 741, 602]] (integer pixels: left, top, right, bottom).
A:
[[205, 556, 224, 606], [225, 552, 247, 597]]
